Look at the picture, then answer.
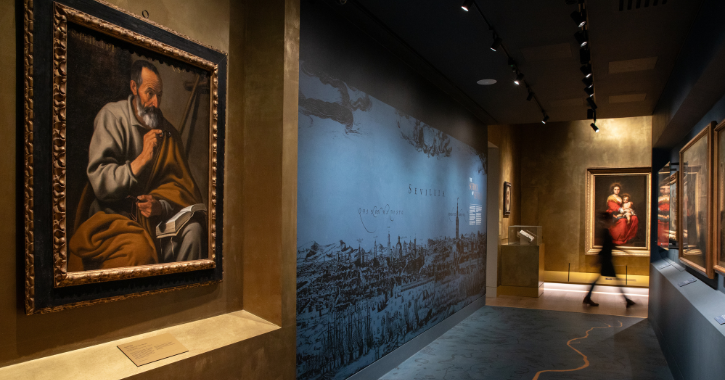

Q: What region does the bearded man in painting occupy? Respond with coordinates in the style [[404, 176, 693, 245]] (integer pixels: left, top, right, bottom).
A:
[[69, 60, 205, 270]]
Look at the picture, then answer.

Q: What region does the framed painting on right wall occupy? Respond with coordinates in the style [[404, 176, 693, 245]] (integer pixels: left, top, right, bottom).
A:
[[680, 122, 714, 278], [668, 171, 679, 249], [714, 119, 725, 275]]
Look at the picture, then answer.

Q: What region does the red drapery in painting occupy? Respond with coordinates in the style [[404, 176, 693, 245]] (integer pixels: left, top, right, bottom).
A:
[[606, 197, 639, 245]]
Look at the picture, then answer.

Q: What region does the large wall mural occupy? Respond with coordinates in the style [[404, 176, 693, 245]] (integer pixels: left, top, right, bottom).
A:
[[297, 62, 487, 380]]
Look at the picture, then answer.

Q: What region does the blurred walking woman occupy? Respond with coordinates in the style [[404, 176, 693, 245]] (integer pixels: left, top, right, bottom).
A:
[[583, 212, 636, 307]]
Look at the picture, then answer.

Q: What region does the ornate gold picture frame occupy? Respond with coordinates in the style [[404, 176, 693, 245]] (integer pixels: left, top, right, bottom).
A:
[[503, 181, 512, 217], [23, 0, 227, 314], [657, 165, 676, 251], [585, 167, 652, 256], [668, 171, 679, 249], [679, 123, 714, 278], [713, 119, 725, 275]]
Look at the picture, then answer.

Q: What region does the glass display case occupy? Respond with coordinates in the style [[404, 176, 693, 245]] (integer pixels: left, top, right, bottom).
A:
[[508, 225, 542, 246]]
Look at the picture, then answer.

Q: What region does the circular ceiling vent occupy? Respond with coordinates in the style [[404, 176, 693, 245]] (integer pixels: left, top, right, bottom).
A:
[[477, 79, 497, 85]]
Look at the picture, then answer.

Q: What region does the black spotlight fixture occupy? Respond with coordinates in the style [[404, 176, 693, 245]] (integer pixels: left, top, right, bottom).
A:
[[461, 0, 474, 11], [580, 64, 592, 78], [514, 72, 524, 85], [584, 86, 594, 97], [586, 97, 598, 110], [579, 47, 591, 65], [582, 76, 593, 88], [490, 33, 502, 52], [527, 90, 535, 101], [591, 122, 599, 133], [541, 114, 550, 124], [570, 9, 587, 28], [574, 30, 589, 47], [587, 108, 596, 120]]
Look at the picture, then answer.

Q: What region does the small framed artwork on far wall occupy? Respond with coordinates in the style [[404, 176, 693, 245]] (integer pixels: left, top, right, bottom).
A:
[[503, 182, 512, 217]]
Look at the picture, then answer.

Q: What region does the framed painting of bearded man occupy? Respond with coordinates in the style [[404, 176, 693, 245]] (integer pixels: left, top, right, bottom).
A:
[[22, 0, 226, 314], [585, 167, 651, 256]]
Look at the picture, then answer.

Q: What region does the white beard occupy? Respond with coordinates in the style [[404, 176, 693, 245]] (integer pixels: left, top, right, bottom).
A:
[[134, 96, 160, 129]]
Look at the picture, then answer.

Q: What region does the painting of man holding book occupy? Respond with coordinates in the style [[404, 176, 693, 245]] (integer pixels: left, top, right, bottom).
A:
[[67, 58, 208, 271]]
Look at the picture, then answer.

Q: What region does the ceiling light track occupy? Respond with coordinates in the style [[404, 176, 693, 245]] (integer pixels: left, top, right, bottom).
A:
[[461, 0, 548, 123], [571, 0, 598, 132]]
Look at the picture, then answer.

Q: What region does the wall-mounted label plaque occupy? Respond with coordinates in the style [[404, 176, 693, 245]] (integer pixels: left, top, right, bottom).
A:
[[118, 333, 188, 366]]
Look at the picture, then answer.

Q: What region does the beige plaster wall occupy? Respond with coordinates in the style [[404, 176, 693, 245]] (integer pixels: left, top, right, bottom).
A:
[[0, 0, 297, 378], [517, 117, 652, 275], [488, 125, 521, 287], [489, 124, 522, 243]]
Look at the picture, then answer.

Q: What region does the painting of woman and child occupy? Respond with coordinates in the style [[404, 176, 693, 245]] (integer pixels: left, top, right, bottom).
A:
[[598, 179, 647, 247], [587, 168, 650, 255]]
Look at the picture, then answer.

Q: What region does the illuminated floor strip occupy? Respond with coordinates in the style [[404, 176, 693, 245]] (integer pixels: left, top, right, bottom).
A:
[[543, 288, 649, 297], [532, 321, 623, 380]]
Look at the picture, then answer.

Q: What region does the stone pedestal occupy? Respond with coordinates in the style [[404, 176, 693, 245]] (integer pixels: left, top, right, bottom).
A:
[[498, 243, 545, 297]]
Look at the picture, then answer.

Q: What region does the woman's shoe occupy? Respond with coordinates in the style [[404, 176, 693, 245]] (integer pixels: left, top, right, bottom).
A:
[[583, 297, 599, 306], [626, 298, 636, 308]]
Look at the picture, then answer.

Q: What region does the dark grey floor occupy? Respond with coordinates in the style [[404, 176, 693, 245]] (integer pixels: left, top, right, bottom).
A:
[[380, 306, 673, 380]]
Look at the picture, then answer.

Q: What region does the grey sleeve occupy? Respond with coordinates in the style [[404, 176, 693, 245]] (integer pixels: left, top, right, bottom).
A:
[[159, 200, 175, 221], [87, 108, 139, 202]]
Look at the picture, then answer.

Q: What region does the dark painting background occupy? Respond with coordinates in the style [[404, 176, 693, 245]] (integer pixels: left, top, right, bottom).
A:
[[65, 23, 211, 236], [594, 174, 648, 247]]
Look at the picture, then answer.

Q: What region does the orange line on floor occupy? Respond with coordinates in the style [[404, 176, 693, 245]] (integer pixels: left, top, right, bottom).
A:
[[532, 320, 623, 380]]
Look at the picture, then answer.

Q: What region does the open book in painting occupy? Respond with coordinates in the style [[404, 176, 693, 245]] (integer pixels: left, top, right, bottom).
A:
[[156, 204, 207, 238]]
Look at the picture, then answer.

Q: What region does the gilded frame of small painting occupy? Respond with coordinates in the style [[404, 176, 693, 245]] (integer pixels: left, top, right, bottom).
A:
[[679, 123, 714, 278], [503, 181, 512, 217], [23, 0, 227, 314], [585, 167, 652, 256]]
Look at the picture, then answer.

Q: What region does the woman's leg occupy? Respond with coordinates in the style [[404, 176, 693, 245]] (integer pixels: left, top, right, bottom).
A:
[[584, 276, 600, 306], [586, 277, 598, 298], [618, 283, 636, 306]]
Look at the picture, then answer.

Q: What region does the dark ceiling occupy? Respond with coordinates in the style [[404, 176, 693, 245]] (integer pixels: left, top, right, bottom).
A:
[[354, 0, 704, 125]]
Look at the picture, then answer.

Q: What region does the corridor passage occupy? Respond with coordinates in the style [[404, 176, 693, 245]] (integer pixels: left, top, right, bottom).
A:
[[380, 306, 672, 380]]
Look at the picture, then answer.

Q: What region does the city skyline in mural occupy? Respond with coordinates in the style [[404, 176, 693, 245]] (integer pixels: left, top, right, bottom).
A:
[[297, 61, 487, 380]]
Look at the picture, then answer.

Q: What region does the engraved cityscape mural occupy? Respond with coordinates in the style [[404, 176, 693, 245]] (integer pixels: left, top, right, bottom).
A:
[[297, 61, 487, 380]]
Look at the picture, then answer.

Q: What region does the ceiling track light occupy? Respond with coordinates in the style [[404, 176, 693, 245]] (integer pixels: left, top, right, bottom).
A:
[[514, 72, 524, 85], [587, 97, 598, 110], [579, 47, 591, 65], [541, 114, 549, 124], [461, 0, 474, 11], [582, 76, 593, 88], [580, 64, 592, 78], [527, 90, 535, 101], [490, 34, 502, 52], [574, 30, 589, 47], [584, 87, 594, 97], [587, 108, 596, 120], [570, 9, 587, 28], [591, 122, 599, 133]]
